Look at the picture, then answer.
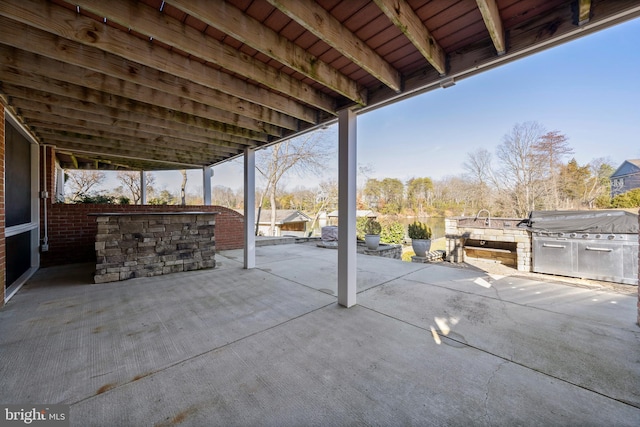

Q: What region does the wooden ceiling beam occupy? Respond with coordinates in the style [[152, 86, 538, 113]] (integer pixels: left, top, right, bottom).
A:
[[55, 148, 203, 170], [373, 0, 446, 75], [74, 0, 336, 115], [55, 153, 136, 171], [37, 128, 237, 159], [37, 125, 239, 162], [169, 0, 367, 106], [267, 0, 401, 93], [579, 0, 592, 25], [6, 88, 253, 149], [39, 131, 226, 165], [16, 111, 241, 156], [476, 0, 506, 55], [0, 44, 282, 137], [0, 3, 310, 127], [0, 71, 268, 142]]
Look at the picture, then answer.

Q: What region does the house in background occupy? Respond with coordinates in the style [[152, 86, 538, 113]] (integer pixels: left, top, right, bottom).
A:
[[327, 210, 378, 226], [254, 210, 312, 237], [611, 160, 640, 198]]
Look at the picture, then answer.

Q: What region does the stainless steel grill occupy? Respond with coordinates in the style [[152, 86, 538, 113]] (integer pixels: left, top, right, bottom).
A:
[[524, 211, 638, 285]]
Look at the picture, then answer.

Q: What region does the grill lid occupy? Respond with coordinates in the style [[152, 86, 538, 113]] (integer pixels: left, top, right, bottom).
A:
[[521, 210, 639, 234]]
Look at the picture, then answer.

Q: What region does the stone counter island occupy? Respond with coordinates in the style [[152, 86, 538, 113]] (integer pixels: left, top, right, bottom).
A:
[[91, 212, 218, 283]]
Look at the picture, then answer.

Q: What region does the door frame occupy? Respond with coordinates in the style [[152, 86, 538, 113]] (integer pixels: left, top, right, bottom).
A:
[[4, 111, 40, 302]]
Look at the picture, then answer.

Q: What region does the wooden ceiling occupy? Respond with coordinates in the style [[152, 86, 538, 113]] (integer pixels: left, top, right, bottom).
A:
[[1, 1, 638, 171]]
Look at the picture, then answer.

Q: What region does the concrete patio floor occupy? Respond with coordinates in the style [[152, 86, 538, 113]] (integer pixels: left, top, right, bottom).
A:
[[1, 242, 639, 426]]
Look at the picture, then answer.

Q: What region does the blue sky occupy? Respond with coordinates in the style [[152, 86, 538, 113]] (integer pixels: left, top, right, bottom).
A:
[[158, 16, 640, 195]]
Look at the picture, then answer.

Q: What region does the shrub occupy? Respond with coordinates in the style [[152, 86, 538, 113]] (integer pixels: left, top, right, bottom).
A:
[[72, 193, 116, 204], [364, 219, 381, 235], [356, 216, 369, 240], [381, 221, 405, 244], [611, 188, 640, 208], [408, 221, 432, 239]]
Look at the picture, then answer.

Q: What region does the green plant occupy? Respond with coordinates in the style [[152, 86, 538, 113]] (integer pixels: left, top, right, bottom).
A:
[[611, 188, 640, 208], [408, 221, 432, 240], [381, 221, 404, 244], [72, 193, 117, 204], [364, 219, 381, 235], [356, 216, 369, 240]]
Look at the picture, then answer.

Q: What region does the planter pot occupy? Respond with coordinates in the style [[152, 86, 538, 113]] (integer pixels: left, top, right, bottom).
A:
[[411, 239, 432, 257], [365, 234, 380, 250]]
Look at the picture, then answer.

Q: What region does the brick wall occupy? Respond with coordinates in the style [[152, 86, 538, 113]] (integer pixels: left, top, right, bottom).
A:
[[39, 146, 55, 198], [0, 104, 5, 306], [40, 203, 244, 267]]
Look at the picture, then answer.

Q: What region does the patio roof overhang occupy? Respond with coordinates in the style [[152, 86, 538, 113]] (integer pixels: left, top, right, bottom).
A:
[[1, 0, 638, 171]]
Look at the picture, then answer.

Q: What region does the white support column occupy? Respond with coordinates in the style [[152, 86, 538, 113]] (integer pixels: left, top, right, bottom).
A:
[[337, 108, 357, 308], [203, 165, 213, 205], [55, 166, 65, 202], [140, 170, 147, 205], [244, 148, 256, 269]]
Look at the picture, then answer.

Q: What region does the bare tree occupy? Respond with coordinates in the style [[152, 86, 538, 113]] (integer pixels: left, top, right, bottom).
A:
[[256, 131, 333, 236], [65, 169, 105, 201], [463, 148, 494, 186], [534, 130, 573, 209], [462, 148, 495, 212], [406, 177, 433, 215], [212, 185, 239, 208], [117, 171, 155, 205], [495, 122, 547, 217]]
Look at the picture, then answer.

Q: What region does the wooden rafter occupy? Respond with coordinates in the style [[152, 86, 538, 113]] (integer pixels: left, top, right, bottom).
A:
[[0, 71, 268, 142], [0, 44, 282, 137], [56, 149, 201, 170], [73, 0, 336, 115], [39, 132, 223, 166], [373, 0, 446, 75], [0, 1, 313, 126], [476, 0, 506, 55], [267, 0, 401, 93], [169, 0, 367, 106], [6, 87, 254, 149], [16, 112, 241, 156]]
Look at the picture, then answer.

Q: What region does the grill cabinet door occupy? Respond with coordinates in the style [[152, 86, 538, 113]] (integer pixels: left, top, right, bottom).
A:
[[576, 241, 623, 282], [532, 237, 575, 276]]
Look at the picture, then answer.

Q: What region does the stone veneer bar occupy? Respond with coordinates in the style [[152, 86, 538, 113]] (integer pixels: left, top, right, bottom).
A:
[[91, 212, 218, 283]]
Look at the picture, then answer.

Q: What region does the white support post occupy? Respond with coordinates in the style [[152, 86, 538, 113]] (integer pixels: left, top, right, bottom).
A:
[[140, 170, 147, 205], [337, 108, 357, 307], [203, 165, 213, 205], [244, 148, 256, 269], [55, 166, 65, 202]]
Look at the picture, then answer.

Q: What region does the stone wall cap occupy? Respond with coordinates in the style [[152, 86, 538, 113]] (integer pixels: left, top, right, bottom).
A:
[[88, 211, 220, 216]]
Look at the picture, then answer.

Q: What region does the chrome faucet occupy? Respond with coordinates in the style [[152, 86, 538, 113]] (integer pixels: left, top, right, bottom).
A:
[[474, 209, 491, 227]]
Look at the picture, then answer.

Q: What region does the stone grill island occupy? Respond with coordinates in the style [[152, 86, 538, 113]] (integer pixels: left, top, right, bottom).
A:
[[91, 212, 218, 283]]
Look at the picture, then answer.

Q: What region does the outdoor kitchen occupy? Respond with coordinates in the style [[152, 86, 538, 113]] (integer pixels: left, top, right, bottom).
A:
[[524, 210, 639, 285], [446, 210, 638, 286]]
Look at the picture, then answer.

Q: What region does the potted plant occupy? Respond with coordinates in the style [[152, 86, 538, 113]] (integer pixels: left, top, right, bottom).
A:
[[408, 221, 432, 257], [364, 219, 382, 250]]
